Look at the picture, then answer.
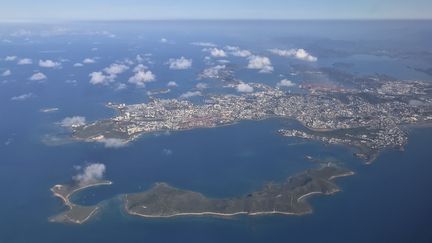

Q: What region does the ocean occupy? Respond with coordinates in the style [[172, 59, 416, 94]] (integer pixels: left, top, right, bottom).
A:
[[0, 20, 431, 243]]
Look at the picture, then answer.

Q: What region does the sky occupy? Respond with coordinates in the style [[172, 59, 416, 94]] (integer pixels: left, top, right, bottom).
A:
[[0, 0, 431, 21]]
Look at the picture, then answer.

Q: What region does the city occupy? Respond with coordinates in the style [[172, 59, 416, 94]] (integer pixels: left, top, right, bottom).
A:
[[74, 76, 432, 163]]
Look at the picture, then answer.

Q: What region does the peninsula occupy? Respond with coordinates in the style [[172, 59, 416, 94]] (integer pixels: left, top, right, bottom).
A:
[[49, 180, 112, 224]]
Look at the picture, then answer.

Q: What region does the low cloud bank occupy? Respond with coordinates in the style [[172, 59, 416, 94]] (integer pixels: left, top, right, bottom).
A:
[[167, 57, 192, 70], [73, 163, 106, 186], [236, 82, 254, 93], [60, 116, 86, 128], [99, 138, 128, 148], [270, 48, 317, 62], [247, 56, 274, 73]]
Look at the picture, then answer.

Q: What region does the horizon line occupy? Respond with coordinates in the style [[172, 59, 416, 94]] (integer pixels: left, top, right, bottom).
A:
[[0, 17, 432, 24]]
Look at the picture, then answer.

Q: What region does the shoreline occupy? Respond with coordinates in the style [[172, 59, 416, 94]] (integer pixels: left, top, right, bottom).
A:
[[50, 181, 113, 224], [123, 167, 355, 220], [65, 206, 100, 224], [67, 181, 113, 200], [123, 195, 307, 219], [126, 209, 307, 219], [297, 191, 327, 202], [328, 171, 355, 180], [74, 115, 340, 146], [51, 181, 113, 205]]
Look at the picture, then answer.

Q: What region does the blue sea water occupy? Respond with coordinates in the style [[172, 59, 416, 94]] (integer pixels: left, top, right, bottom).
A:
[[0, 20, 432, 243]]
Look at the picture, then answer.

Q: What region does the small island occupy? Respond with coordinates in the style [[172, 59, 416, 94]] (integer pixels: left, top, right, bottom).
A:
[[124, 166, 354, 218], [49, 180, 112, 224]]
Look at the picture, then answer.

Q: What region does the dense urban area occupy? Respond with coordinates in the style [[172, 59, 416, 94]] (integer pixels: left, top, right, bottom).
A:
[[74, 76, 432, 163]]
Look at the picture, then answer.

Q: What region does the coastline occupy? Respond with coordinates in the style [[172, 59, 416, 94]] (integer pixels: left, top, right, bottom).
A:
[[50, 180, 113, 224], [51, 181, 113, 205], [68, 181, 113, 199], [75, 115, 339, 145], [328, 171, 356, 180], [126, 208, 307, 219], [64, 206, 100, 224], [123, 178, 352, 219]]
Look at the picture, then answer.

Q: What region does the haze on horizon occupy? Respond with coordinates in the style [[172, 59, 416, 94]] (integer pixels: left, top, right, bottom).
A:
[[1, 0, 431, 22]]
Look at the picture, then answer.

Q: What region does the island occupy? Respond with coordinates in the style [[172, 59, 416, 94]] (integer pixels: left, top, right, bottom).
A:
[[49, 165, 353, 223], [49, 180, 112, 224], [124, 166, 354, 218]]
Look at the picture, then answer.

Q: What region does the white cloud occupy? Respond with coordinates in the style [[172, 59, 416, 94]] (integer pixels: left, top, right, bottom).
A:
[[89, 63, 130, 85], [133, 64, 148, 72], [294, 49, 317, 62], [73, 163, 106, 186], [260, 67, 274, 74], [104, 63, 129, 76], [225, 46, 239, 51], [4, 56, 17, 61], [11, 93, 34, 101], [247, 56, 274, 73], [99, 138, 127, 148], [1, 69, 11, 77], [60, 116, 86, 128], [191, 42, 217, 47], [128, 65, 156, 87], [160, 38, 168, 43], [225, 46, 252, 57], [269, 48, 317, 62], [196, 82, 208, 90], [232, 50, 252, 57], [167, 81, 178, 87], [115, 83, 127, 91], [39, 59, 61, 68], [180, 91, 202, 99], [40, 107, 59, 113], [74, 63, 84, 67], [167, 57, 193, 70], [199, 65, 226, 79], [209, 48, 227, 58], [83, 58, 96, 64], [17, 58, 32, 65], [217, 59, 230, 64], [89, 71, 109, 85], [277, 79, 296, 88], [236, 82, 254, 93], [29, 72, 47, 81]]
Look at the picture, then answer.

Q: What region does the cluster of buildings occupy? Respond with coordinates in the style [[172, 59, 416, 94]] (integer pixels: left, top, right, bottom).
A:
[[79, 78, 432, 162]]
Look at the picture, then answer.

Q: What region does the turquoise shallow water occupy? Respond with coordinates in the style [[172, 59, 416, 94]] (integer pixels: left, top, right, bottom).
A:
[[1, 20, 432, 243]]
